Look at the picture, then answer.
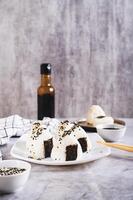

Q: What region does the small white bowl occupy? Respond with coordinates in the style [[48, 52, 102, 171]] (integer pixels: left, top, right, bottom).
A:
[[0, 160, 31, 193], [96, 124, 126, 142]]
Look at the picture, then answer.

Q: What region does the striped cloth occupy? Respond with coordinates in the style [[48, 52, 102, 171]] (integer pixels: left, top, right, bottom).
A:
[[0, 115, 33, 146]]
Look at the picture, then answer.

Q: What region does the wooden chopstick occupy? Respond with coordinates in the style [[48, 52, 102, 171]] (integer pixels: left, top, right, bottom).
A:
[[97, 141, 133, 152]]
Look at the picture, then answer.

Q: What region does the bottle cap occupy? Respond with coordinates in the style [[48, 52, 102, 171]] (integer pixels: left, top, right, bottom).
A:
[[40, 63, 52, 74]]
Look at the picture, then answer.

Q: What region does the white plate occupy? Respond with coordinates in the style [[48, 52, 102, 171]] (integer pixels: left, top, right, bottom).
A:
[[10, 133, 111, 166]]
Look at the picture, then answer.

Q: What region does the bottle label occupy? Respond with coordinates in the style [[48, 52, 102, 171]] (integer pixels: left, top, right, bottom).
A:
[[38, 94, 55, 120]]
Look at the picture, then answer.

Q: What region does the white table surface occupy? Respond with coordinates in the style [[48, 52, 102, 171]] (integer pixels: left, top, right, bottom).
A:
[[0, 118, 133, 200]]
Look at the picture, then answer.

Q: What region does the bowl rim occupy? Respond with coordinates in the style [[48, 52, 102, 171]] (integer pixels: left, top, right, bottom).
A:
[[0, 159, 31, 177], [96, 124, 126, 131]]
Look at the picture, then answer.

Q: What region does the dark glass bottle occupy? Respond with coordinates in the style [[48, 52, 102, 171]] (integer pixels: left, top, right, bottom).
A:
[[37, 63, 55, 120]]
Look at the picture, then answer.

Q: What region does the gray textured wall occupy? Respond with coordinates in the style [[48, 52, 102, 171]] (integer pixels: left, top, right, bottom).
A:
[[0, 0, 133, 119]]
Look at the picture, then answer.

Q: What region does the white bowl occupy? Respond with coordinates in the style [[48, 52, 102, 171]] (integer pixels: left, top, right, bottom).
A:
[[0, 160, 31, 193], [96, 124, 126, 142]]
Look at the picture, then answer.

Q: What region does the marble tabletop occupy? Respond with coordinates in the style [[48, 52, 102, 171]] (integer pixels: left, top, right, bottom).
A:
[[0, 118, 133, 200]]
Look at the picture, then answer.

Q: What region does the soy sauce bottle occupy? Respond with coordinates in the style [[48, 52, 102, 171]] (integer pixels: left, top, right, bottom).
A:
[[37, 63, 55, 120]]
